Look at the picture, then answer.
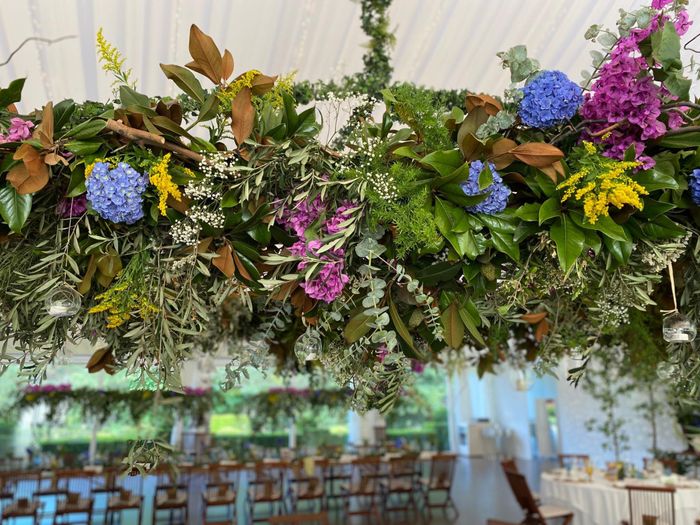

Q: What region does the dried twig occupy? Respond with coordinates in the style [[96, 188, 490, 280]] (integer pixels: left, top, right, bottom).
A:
[[0, 35, 76, 67], [105, 119, 203, 162]]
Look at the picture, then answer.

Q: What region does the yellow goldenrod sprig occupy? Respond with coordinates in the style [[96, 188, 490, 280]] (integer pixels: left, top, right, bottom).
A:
[[96, 28, 135, 92], [557, 141, 647, 224], [149, 154, 182, 216]]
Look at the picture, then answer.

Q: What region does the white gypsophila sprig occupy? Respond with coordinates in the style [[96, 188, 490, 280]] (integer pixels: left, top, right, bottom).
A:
[[170, 219, 201, 246], [187, 204, 225, 229]]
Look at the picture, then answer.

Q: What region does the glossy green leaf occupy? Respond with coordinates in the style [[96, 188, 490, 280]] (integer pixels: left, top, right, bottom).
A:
[[538, 197, 561, 224], [389, 296, 416, 351], [0, 78, 25, 108], [344, 313, 372, 343], [550, 215, 585, 271], [420, 149, 463, 176], [441, 302, 465, 349], [490, 230, 520, 262], [62, 119, 107, 140], [514, 203, 540, 222], [0, 185, 31, 233], [160, 64, 206, 103], [458, 300, 486, 346], [635, 161, 680, 191]]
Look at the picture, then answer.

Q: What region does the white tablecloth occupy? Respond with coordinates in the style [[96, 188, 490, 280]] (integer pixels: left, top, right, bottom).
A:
[[540, 473, 700, 525]]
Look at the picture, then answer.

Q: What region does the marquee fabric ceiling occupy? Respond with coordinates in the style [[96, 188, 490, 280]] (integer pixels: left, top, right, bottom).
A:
[[1, 0, 699, 110]]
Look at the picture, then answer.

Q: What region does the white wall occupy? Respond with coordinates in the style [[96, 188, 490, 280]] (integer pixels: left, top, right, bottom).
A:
[[556, 368, 687, 467], [449, 364, 685, 465]]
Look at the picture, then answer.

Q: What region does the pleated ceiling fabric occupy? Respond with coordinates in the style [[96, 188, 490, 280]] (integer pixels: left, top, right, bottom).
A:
[[0, 0, 698, 109]]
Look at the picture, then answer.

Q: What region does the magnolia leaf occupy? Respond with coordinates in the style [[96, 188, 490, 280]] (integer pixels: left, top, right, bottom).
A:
[[388, 295, 416, 351], [78, 255, 98, 295], [222, 49, 234, 81], [344, 313, 372, 343], [534, 319, 550, 342], [0, 78, 26, 108], [441, 301, 465, 349], [6, 163, 48, 195], [231, 87, 254, 147], [159, 64, 206, 103], [251, 73, 278, 96], [521, 311, 547, 324], [465, 93, 502, 115], [232, 248, 252, 280], [213, 245, 235, 278], [36, 101, 54, 147], [488, 138, 517, 169], [0, 184, 31, 233], [511, 143, 565, 168], [186, 24, 223, 85]]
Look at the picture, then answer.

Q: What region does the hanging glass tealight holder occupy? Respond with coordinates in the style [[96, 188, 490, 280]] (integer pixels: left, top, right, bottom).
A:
[[663, 311, 696, 343], [294, 328, 322, 362], [511, 368, 533, 392], [45, 285, 81, 317]]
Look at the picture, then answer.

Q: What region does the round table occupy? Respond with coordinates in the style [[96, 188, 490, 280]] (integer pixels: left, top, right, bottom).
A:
[[540, 473, 700, 525]]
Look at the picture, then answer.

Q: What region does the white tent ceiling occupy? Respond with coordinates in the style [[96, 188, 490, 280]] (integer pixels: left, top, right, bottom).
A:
[[1, 0, 699, 110]]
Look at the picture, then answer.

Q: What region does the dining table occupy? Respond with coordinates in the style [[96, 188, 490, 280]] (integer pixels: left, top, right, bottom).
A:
[[540, 471, 700, 525]]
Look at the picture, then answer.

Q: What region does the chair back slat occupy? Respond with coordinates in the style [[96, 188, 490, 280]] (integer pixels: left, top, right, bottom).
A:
[[429, 453, 457, 490], [503, 470, 540, 517], [627, 485, 676, 525]]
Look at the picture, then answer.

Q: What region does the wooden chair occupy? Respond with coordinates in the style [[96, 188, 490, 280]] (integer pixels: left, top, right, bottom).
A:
[[623, 485, 676, 525], [107, 489, 143, 525], [153, 485, 189, 525], [52, 469, 94, 525], [341, 456, 382, 522], [1, 498, 40, 525], [288, 458, 326, 513], [202, 464, 238, 525], [557, 454, 590, 468], [268, 512, 330, 524], [105, 473, 144, 525], [501, 459, 541, 505], [503, 470, 573, 525], [323, 455, 352, 506], [247, 461, 287, 522], [381, 453, 420, 517], [420, 452, 458, 521], [53, 492, 94, 525]]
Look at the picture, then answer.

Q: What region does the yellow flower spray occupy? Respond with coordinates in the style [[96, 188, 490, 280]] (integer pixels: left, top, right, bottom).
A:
[[149, 154, 182, 216], [557, 142, 647, 224], [96, 28, 135, 92]]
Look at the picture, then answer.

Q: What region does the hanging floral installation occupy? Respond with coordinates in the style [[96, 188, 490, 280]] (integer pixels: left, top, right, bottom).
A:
[[243, 387, 351, 430], [13, 384, 217, 424], [0, 0, 698, 417]]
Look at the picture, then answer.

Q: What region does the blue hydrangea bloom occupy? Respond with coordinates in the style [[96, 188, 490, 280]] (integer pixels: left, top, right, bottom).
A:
[[690, 169, 700, 206], [86, 162, 147, 224], [518, 70, 583, 128], [460, 161, 511, 215]]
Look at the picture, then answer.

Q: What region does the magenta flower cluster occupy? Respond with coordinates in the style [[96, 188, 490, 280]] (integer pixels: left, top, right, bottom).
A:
[[183, 386, 211, 396], [0, 118, 34, 143], [57, 195, 88, 219], [279, 197, 353, 303], [25, 384, 72, 394], [268, 386, 310, 397], [581, 8, 692, 168]]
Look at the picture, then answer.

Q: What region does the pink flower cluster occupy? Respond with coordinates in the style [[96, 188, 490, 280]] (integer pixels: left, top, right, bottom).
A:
[[268, 386, 310, 397], [0, 118, 34, 143], [183, 386, 211, 396], [581, 8, 692, 168], [25, 384, 72, 394], [57, 195, 88, 219], [279, 197, 354, 303]]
